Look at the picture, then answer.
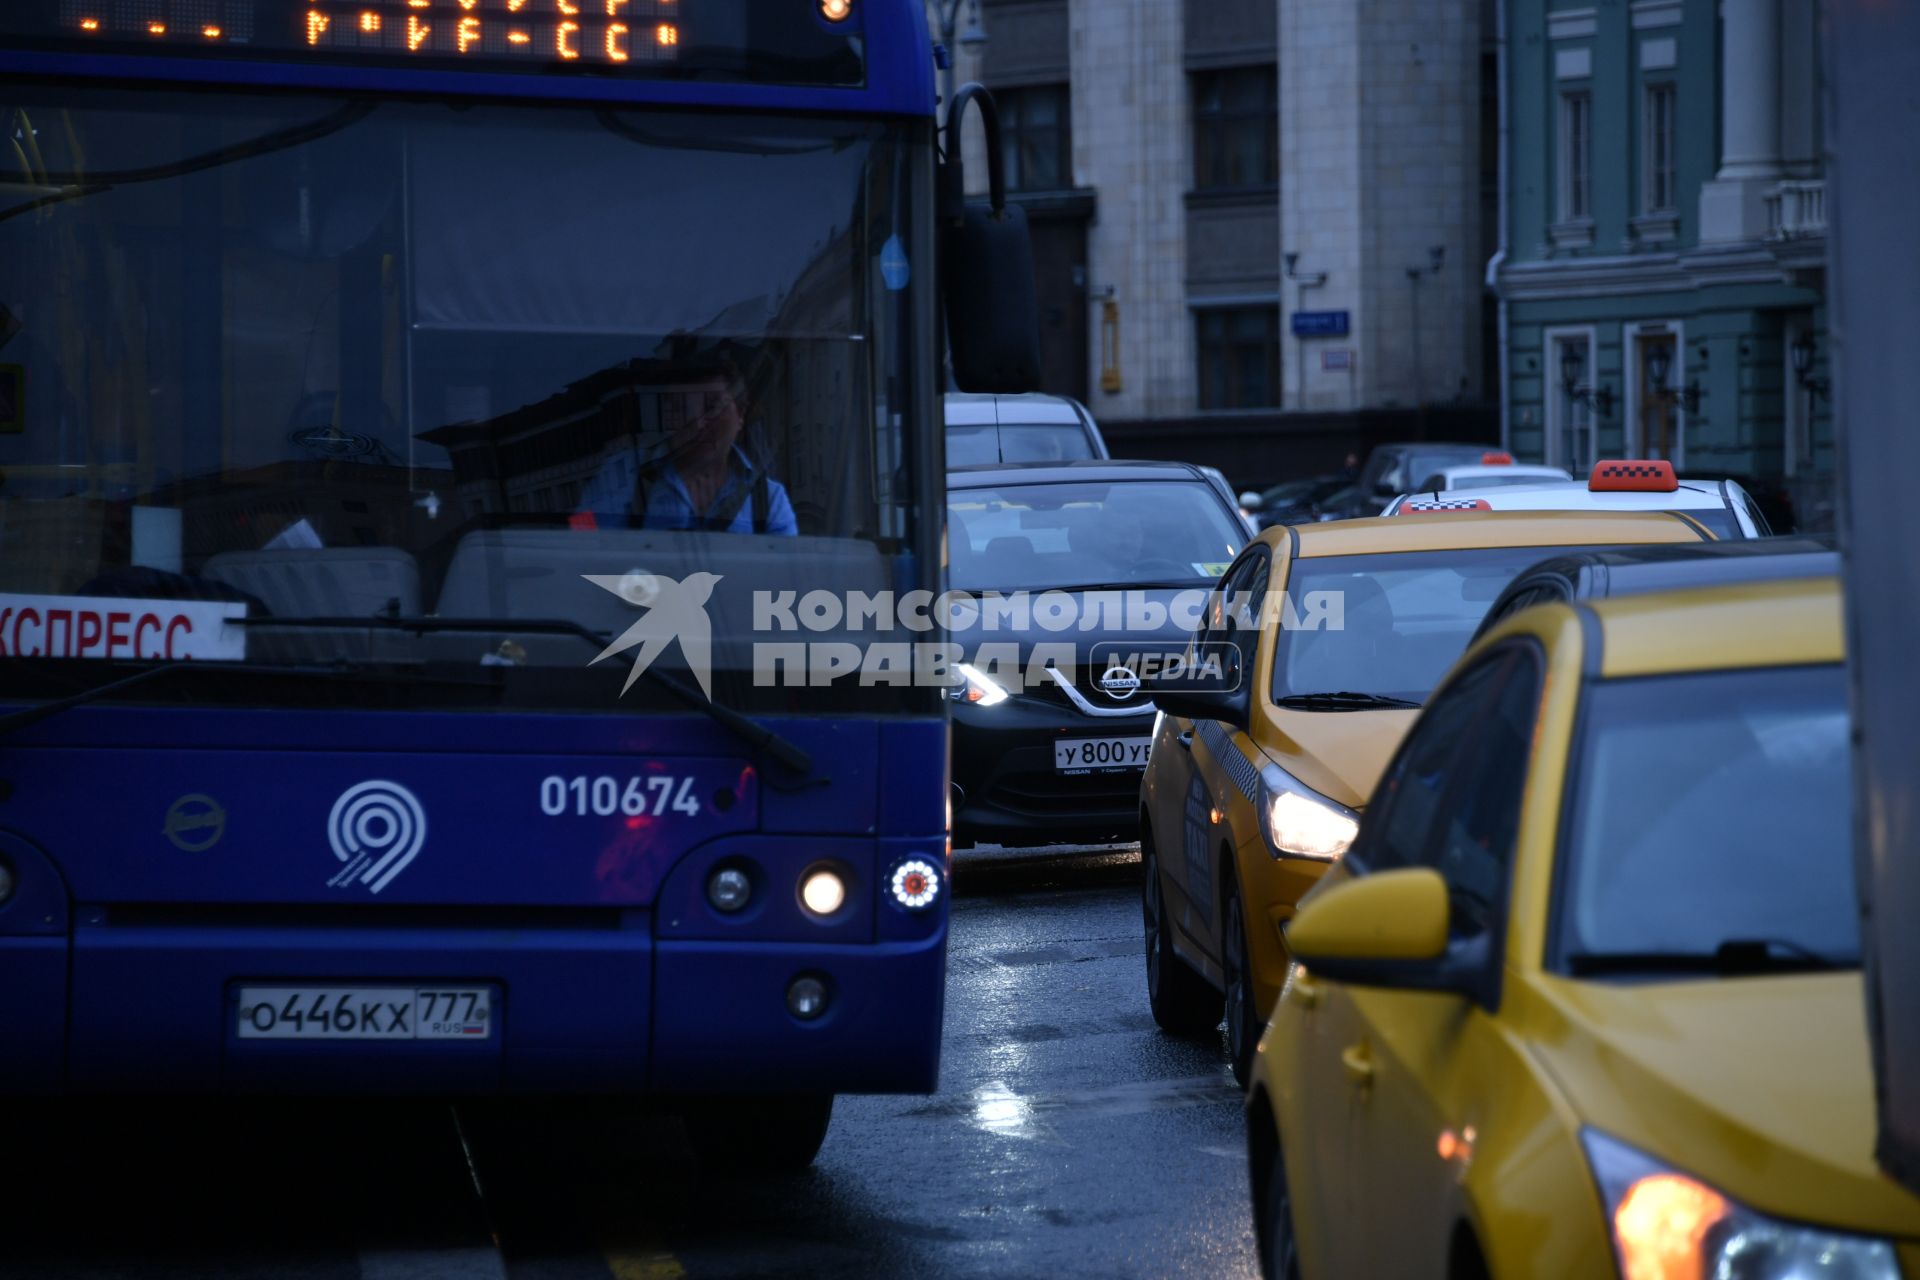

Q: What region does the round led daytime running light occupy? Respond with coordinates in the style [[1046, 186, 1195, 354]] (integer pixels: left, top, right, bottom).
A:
[[890, 858, 941, 910]]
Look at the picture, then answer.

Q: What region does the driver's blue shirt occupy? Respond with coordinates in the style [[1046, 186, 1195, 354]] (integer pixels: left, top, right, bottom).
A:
[[577, 446, 797, 535]]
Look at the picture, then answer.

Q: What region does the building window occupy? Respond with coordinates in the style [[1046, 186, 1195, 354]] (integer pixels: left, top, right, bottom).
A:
[[1559, 90, 1591, 220], [1196, 307, 1281, 410], [1643, 83, 1677, 213], [1193, 67, 1278, 191], [997, 85, 1071, 193]]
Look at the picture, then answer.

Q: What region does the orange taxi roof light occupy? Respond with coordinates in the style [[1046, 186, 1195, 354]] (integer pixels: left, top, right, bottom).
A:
[[1398, 498, 1493, 514], [1590, 459, 1678, 493], [1481, 451, 1514, 465]]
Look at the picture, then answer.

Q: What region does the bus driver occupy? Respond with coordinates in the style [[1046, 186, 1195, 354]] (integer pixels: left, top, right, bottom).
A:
[[576, 355, 799, 536]]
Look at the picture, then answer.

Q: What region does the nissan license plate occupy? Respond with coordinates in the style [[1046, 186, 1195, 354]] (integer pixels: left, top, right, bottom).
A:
[[1054, 736, 1152, 773], [235, 986, 493, 1040]]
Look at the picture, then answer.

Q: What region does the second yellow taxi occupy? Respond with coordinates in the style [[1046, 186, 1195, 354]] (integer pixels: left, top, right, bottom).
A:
[[1139, 510, 1709, 1080]]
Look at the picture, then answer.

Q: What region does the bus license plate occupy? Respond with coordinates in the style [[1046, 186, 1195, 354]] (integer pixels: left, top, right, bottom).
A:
[[236, 986, 492, 1040], [1054, 737, 1152, 773]]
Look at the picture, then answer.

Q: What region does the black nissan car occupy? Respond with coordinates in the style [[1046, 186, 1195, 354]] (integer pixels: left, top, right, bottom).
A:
[[946, 462, 1251, 847]]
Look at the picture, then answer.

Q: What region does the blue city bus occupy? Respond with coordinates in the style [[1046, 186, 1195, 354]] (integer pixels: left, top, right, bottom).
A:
[[0, 0, 1036, 1166]]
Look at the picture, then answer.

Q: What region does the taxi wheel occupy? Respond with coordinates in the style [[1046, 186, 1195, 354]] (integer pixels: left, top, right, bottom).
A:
[[1259, 1149, 1303, 1280], [1142, 825, 1225, 1036], [683, 1094, 833, 1173], [1223, 875, 1261, 1087]]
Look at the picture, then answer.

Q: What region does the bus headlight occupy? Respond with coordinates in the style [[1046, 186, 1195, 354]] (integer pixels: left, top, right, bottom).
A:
[[1583, 1129, 1899, 1280], [819, 0, 853, 20], [707, 866, 752, 913], [799, 867, 848, 918]]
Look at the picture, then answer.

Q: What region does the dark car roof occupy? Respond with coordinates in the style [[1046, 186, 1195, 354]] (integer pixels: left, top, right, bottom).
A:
[[1472, 535, 1839, 643], [1512, 535, 1835, 593], [946, 459, 1213, 488]]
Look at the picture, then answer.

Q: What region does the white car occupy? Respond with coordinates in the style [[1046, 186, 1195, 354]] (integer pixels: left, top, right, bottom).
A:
[[945, 393, 1109, 467], [1386, 459, 1773, 539], [1412, 461, 1572, 491]]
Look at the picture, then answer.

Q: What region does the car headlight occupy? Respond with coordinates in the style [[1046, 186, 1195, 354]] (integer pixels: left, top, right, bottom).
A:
[[1258, 765, 1359, 860], [1583, 1129, 1900, 1280], [951, 662, 1011, 707]]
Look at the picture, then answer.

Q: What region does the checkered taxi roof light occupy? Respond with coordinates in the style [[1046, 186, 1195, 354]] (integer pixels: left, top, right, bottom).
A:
[[1398, 498, 1493, 514], [1589, 459, 1678, 492]]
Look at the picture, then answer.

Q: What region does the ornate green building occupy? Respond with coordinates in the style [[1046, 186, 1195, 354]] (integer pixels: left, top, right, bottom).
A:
[[1495, 0, 1831, 527]]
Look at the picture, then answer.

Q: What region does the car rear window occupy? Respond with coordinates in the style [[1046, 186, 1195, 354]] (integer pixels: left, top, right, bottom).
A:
[[946, 424, 1095, 467]]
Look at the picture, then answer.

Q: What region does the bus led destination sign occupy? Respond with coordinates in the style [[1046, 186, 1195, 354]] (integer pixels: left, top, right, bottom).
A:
[[48, 1, 683, 67]]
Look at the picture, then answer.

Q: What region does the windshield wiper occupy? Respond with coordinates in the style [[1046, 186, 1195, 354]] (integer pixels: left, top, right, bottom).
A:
[[1566, 938, 1848, 977], [0, 659, 499, 740], [232, 615, 814, 776], [1276, 691, 1424, 711]]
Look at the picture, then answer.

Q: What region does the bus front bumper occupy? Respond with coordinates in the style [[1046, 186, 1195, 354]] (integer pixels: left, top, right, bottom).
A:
[[0, 918, 945, 1096]]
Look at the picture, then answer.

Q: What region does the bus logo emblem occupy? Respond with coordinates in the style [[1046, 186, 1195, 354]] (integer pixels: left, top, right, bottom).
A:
[[325, 780, 428, 895], [163, 793, 226, 852]]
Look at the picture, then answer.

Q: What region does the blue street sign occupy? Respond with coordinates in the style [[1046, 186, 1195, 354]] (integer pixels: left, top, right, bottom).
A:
[[1291, 310, 1350, 337]]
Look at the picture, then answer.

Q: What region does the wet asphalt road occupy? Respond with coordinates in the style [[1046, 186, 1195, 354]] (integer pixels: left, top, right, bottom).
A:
[[0, 847, 1258, 1280]]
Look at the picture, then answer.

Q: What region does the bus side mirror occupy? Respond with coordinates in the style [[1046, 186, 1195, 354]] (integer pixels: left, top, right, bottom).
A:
[[940, 84, 1043, 394]]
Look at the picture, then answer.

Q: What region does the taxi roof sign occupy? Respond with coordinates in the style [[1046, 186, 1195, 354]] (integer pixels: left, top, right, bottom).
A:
[[1481, 451, 1514, 465], [1590, 459, 1678, 493], [1398, 498, 1494, 514]]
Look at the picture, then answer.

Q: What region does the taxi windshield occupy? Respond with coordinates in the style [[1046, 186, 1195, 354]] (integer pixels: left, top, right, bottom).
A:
[[1271, 544, 1596, 704], [1558, 663, 1856, 970], [947, 480, 1247, 592]]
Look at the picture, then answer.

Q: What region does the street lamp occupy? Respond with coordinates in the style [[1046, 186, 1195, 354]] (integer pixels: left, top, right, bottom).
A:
[[1791, 330, 1832, 401], [1645, 342, 1702, 414], [1559, 344, 1614, 417], [935, 0, 987, 127]]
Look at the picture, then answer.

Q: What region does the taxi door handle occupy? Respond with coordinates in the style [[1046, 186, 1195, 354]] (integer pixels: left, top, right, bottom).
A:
[[1341, 1043, 1375, 1087], [1288, 976, 1322, 1009], [1176, 731, 1192, 750]]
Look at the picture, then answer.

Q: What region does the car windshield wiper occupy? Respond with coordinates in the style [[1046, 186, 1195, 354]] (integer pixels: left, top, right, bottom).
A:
[[232, 614, 814, 776], [0, 658, 499, 740], [1566, 938, 1849, 977], [1276, 691, 1424, 711]]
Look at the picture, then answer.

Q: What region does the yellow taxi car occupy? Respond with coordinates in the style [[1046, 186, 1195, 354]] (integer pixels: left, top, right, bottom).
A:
[[1138, 510, 1709, 1081], [1248, 576, 1920, 1278]]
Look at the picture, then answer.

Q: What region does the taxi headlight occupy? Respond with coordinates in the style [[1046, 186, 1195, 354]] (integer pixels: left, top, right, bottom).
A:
[[1259, 766, 1359, 860], [951, 662, 1012, 707], [1583, 1129, 1900, 1280]]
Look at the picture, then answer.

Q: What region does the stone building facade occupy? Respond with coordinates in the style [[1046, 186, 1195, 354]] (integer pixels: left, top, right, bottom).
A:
[[936, 0, 1494, 483]]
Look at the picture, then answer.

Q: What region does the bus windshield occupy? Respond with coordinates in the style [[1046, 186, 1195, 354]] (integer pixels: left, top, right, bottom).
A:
[[0, 86, 932, 713]]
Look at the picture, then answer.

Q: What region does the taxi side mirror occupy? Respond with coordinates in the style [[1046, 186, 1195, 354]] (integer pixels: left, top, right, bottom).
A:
[[1286, 868, 1489, 1001], [1146, 682, 1249, 733]]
